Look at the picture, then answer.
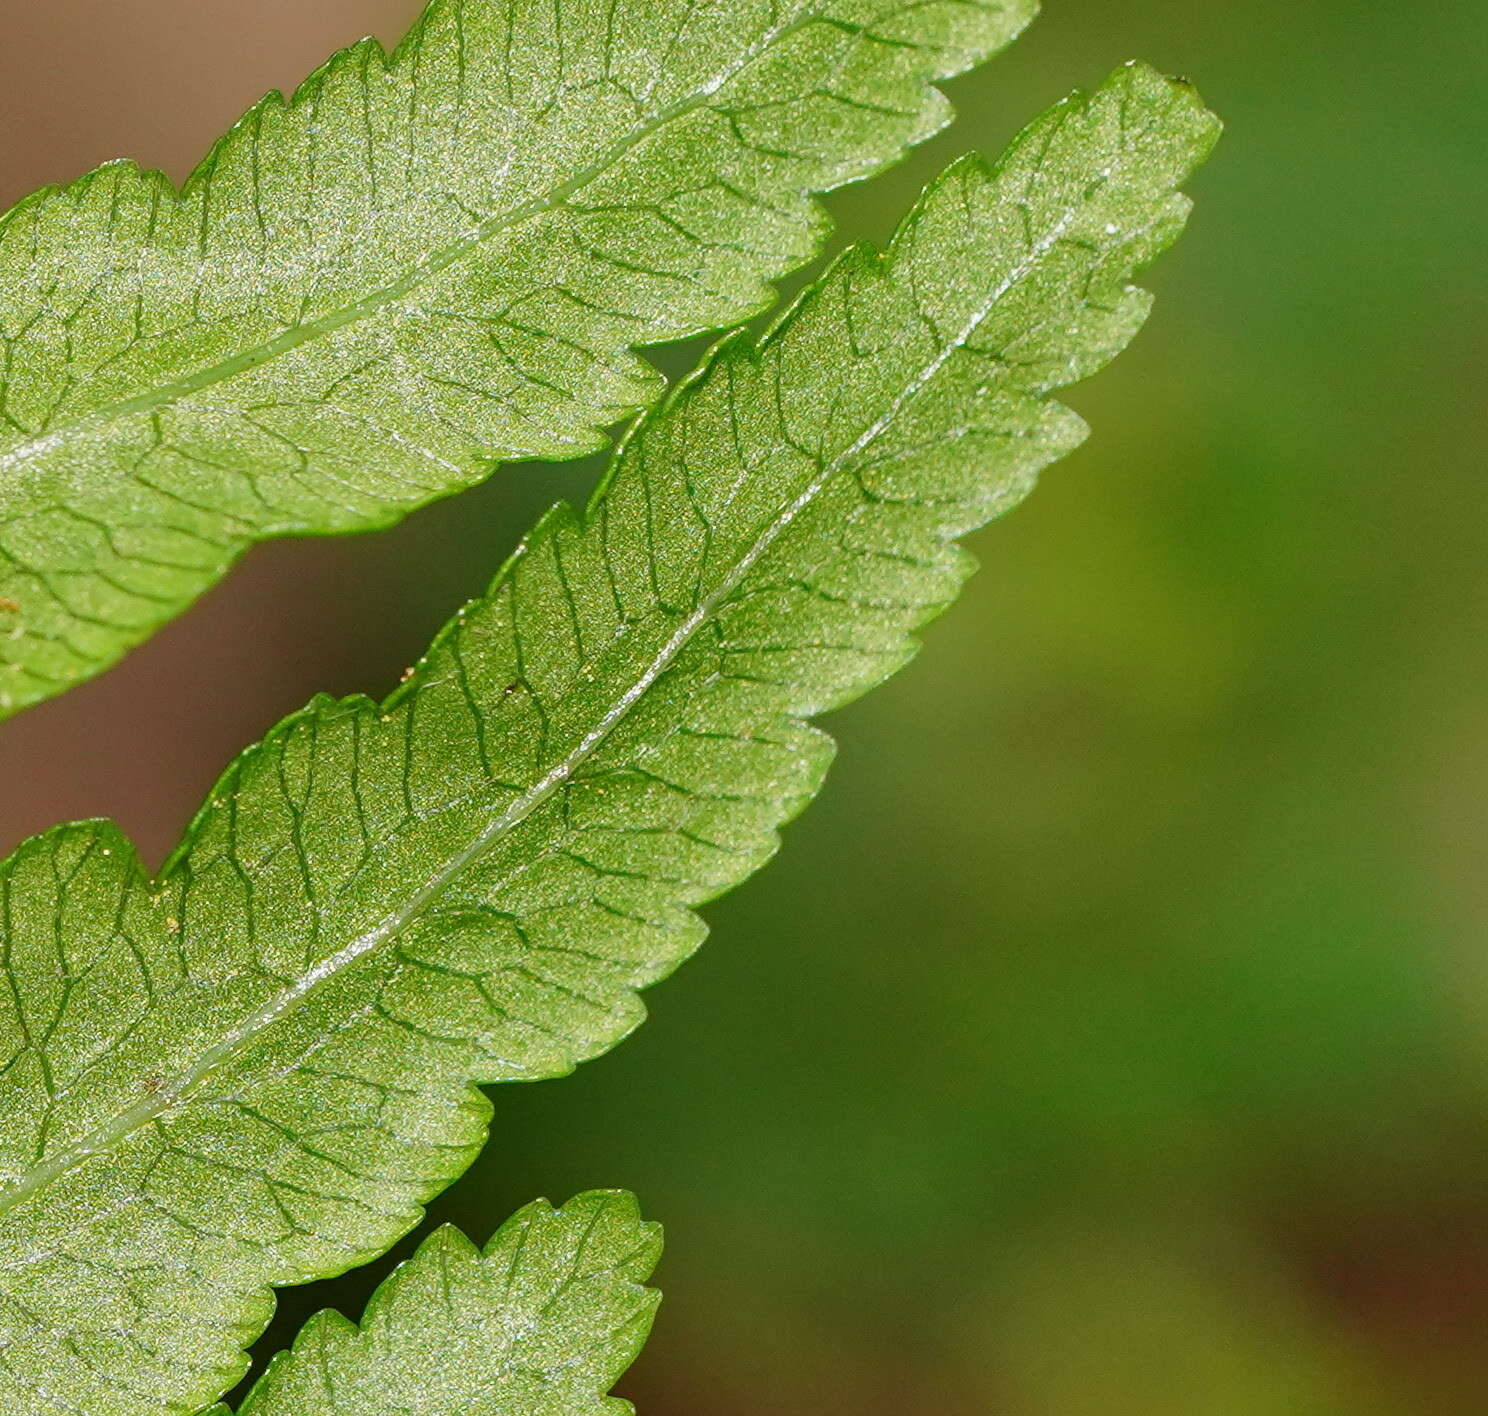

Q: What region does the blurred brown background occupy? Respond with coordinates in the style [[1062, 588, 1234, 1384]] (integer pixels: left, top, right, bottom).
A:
[[2, 2, 1487, 1413]]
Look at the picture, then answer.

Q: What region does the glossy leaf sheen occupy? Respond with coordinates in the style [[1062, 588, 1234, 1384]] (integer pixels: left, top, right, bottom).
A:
[[0, 65, 1217, 1415], [0, 0, 1034, 716], [219, 1192, 660, 1416]]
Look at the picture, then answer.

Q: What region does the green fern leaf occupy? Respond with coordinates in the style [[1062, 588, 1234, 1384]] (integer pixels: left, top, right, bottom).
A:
[[0, 0, 1033, 717], [220, 1192, 660, 1416], [0, 64, 1217, 1416]]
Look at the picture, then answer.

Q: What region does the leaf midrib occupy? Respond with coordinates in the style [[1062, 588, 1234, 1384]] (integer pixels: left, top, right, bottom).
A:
[[0, 184, 1080, 1228], [0, 10, 825, 488]]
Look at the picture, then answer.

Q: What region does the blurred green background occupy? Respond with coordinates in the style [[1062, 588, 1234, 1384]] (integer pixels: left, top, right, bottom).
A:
[[1, 1, 1486, 1411]]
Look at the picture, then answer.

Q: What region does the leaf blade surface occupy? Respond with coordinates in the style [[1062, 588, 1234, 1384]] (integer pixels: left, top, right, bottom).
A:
[[0, 0, 1034, 714], [232, 1191, 660, 1416], [0, 65, 1217, 1415]]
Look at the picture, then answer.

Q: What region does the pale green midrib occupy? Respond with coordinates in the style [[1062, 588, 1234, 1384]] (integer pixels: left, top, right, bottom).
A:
[[0, 206, 1076, 1224], [0, 10, 839, 486]]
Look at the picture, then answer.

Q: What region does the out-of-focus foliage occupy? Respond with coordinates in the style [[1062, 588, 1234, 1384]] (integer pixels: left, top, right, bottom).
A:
[[0, 1, 1483, 1414]]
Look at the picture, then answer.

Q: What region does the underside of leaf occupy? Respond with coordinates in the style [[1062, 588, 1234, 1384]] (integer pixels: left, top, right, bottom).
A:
[[0, 0, 1035, 716], [0, 64, 1217, 1416]]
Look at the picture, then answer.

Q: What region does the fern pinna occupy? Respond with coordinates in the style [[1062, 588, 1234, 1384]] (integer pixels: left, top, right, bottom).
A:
[[0, 0, 1036, 717], [0, 45, 1216, 1415]]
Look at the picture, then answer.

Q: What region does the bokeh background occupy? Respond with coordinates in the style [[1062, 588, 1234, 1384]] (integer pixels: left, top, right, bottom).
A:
[[0, 1, 1485, 1411]]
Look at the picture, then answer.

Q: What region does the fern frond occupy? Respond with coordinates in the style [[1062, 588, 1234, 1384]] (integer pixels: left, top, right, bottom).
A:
[[0, 65, 1217, 1415], [222, 1192, 660, 1416], [0, 0, 1034, 716]]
